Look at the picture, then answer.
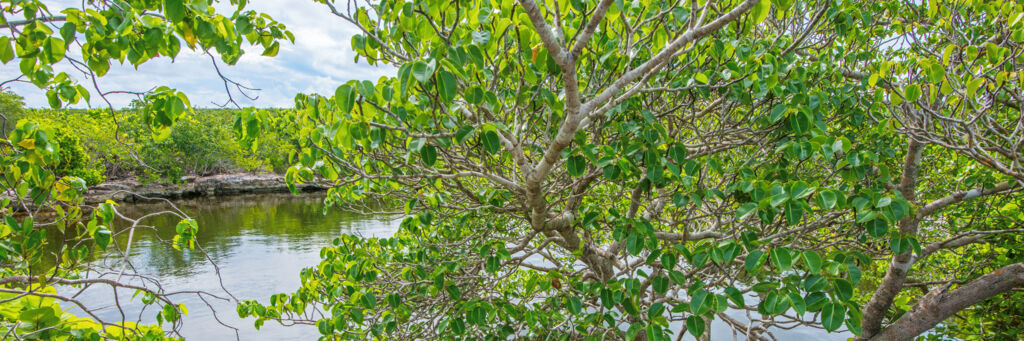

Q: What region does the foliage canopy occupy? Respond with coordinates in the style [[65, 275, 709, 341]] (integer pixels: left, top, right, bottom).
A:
[[3, 0, 1024, 340]]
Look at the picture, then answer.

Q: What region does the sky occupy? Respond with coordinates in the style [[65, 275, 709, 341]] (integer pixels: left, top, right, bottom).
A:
[[1, 0, 397, 108]]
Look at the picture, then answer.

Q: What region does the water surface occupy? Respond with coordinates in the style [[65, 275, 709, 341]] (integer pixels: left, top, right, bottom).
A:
[[62, 193, 399, 340]]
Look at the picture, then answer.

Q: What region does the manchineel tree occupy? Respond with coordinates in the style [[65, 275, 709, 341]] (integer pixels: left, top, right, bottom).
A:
[[2, 0, 1023, 341], [236, 0, 1024, 340]]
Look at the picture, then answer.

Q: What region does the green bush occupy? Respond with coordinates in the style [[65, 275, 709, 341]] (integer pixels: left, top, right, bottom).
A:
[[6, 103, 299, 184], [44, 124, 106, 185]]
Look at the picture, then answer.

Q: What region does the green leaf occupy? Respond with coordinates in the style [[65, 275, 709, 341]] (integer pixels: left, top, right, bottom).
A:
[[660, 253, 677, 270], [904, 84, 921, 102], [761, 290, 790, 315], [890, 236, 910, 255], [438, 70, 457, 103], [789, 111, 811, 134], [769, 104, 788, 123], [47, 90, 61, 109], [412, 61, 434, 83], [819, 190, 837, 209], [690, 289, 711, 315], [0, 37, 13, 63], [790, 182, 814, 199], [686, 315, 706, 337], [802, 250, 822, 274], [164, 0, 186, 22], [94, 226, 111, 250], [454, 126, 476, 144], [694, 72, 709, 84], [481, 131, 500, 155], [397, 63, 414, 98], [648, 302, 665, 320], [751, 0, 771, 24], [567, 155, 587, 177], [745, 250, 765, 273], [788, 292, 806, 316], [262, 42, 280, 57], [600, 288, 614, 309], [784, 200, 803, 226], [652, 276, 669, 294], [668, 144, 687, 163], [568, 296, 582, 315], [357, 80, 375, 100], [420, 145, 437, 167], [335, 85, 355, 113], [485, 256, 499, 272], [725, 287, 745, 306], [625, 323, 643, 341], [360, 292, 377, 309], [833, 278, 853, 302], [769, 193, 789, 207], [821, 302, 846, 332], [867, 218, 888, 238], [967, 78, 984, 99], [735, 203, 758, 220], [669, 270, 686, 285], [770, 247, 793, 272], [804, 274, 827, 292]]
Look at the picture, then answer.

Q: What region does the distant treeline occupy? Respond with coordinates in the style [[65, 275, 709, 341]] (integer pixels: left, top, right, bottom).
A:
[[1, 90, 296, 185]]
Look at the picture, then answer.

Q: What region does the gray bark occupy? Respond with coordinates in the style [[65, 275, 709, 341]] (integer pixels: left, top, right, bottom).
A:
[[869, 262, 1024, 341]]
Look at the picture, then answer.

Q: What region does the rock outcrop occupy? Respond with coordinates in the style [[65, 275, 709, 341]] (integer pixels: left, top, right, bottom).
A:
[[87, 173, 329, 204], [2, 173, 329, 209]]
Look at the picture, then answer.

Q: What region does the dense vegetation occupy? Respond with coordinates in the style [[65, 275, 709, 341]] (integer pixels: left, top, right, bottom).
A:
[[2, 0, 1023, 340], [2, 91, 297, 183]]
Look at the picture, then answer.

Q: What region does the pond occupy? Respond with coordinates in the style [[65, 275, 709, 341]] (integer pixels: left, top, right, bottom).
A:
[[60, 193, 848, 340], [61, 193, 400, 340]]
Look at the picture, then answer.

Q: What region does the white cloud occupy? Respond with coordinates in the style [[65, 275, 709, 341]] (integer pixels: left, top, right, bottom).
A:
[[0, 0, 397, 108]]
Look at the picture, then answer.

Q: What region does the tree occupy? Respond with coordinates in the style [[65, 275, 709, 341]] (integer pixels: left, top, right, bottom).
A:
[[0, 0, 291, 339], [233, 0, 1024, 340], [0, 89, 26, 134]]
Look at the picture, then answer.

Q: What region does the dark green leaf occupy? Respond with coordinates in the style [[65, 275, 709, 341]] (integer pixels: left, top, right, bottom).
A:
[[802, 250, 822, 274], [481, 131, 500, 155], [745, 250, 765, 273], [454, 126, 476, 144], [821, 302, 846, 332], [438, 70, 457, 103], [867, 218, 888, 237], [164, 0, 186, 22], [690, 289, 711, 315], [770, 247, 794, 272], [686, 315, 705, 337], [567, 155, 587, 177], [420, 145, 437, 167]]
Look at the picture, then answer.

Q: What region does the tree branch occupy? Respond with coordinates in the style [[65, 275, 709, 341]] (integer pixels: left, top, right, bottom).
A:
[[0, 15, 67, 29], [869, 262, 1024, 341], [861, 138, 926, 338], [917, 181, 1016, 218], [570, 0, 615, 58]]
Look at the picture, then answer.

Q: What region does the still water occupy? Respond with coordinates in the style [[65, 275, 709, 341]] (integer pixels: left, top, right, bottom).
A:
[[62, 193, 400, 340], [62, 193, 847, 340]]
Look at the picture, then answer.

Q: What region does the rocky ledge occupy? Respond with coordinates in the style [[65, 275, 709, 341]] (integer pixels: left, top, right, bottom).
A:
[[83, 173, 329, 204]]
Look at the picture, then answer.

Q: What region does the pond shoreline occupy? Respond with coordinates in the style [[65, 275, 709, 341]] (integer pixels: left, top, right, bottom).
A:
[[86, 173, 329, 204], [2, 173, 330, 211]]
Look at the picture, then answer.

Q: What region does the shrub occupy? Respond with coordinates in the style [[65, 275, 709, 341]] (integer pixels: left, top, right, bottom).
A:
[[44, 124, 106, 185]]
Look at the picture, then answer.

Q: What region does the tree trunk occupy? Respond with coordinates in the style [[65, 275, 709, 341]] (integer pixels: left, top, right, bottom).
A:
[[869, 262, 1024, 341]]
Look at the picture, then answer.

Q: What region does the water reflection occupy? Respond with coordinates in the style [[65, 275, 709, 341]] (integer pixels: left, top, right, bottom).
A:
[[59, 193, 400, 340]]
